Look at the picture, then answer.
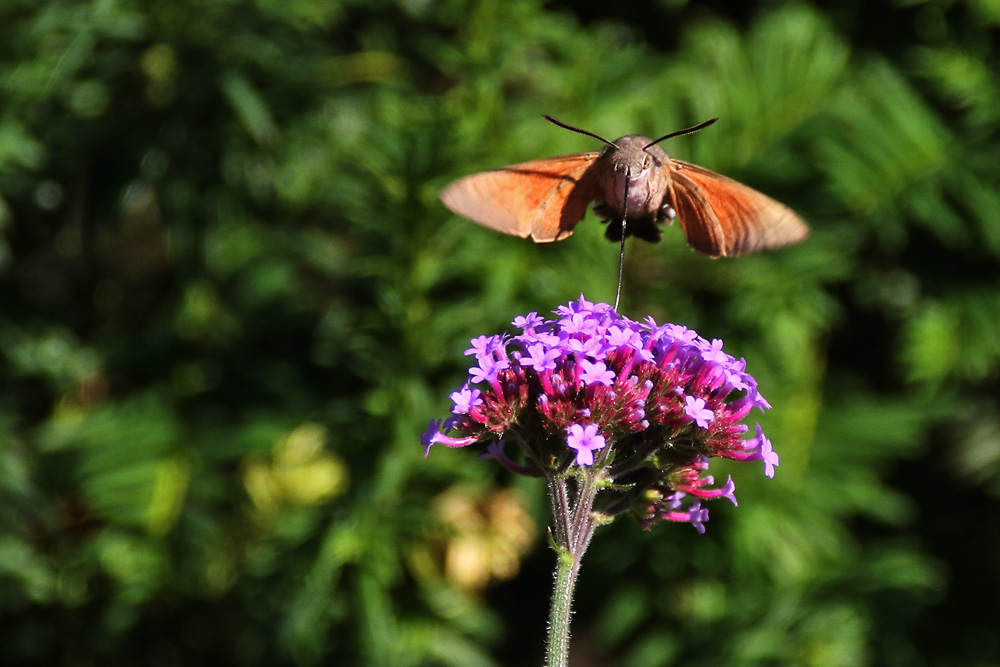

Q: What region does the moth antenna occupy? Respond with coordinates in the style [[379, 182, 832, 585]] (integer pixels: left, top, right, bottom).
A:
[[644, 117, 719, 150], [543, 115, 617, 148]]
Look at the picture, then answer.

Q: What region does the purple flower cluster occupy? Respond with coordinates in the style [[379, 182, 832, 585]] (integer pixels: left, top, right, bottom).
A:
[[423, 296, 778, 533]]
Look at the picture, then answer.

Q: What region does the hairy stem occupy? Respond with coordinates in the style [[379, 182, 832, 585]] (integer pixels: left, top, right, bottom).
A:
[[545, 469, 601, 667]]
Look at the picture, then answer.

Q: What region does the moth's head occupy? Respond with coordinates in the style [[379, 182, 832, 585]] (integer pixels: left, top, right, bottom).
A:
[[603, 135, 668, 179]]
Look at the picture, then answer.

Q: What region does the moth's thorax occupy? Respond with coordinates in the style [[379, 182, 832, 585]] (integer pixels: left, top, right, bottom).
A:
[[596, 136, 671, 218]]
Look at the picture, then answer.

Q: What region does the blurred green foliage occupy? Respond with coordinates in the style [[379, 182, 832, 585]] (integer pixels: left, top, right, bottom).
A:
[[1, 0, 999, 665]]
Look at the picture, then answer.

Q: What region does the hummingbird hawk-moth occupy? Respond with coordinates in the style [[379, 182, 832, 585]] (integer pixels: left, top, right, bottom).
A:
[[440, 116, 809, 258]]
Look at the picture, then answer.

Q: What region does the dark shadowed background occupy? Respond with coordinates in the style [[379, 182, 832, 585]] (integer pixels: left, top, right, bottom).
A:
[[2, 0, 999, 665]]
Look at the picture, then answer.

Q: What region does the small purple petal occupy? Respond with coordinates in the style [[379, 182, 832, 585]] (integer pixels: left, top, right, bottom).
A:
[[421, 419, 443, 456], [579, 359, 615, 386], [719, 476, 738, 506], [478, 439, 506, 461], [469, 355, 509, 384], [517, 330, 561, 347], [607, 325, 642, 349], [464, 334, 501, 359], [755, 424, 779, 478], [566, 336, 602, 357], [701, 338, 730, 364], [661, 323, 699, 344], [684, 396, 715, 428], [449, 386, 483, 414], [688, 501, 709, 534], [556, 294, 596, 317], [561, 311, 596, 335], [513, 312, 544, 330], [524, 343, 560, 373], [566, 423, 606, 466]]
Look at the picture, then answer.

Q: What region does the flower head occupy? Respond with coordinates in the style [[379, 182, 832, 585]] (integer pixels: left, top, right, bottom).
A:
[[424, 297, 778, 532]]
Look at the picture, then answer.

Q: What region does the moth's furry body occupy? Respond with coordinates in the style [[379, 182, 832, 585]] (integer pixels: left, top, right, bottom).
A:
[[592, 135, 675, 242]]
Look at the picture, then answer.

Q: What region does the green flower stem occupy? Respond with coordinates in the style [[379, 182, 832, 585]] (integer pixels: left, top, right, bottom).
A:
[[545, 467, 602, 667], [546, 537, 578, 667]]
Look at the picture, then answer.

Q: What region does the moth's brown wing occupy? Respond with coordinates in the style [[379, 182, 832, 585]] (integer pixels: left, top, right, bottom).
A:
[[668, 160, 809, 257], [440, 153, 600, 242]]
